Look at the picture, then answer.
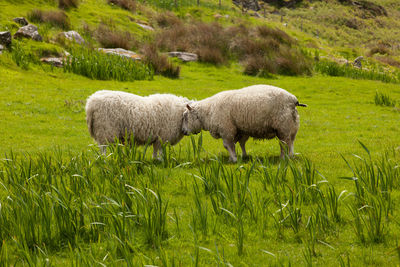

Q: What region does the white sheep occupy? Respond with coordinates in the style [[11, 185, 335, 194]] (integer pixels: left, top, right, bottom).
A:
[[182, 84, 307, 162], [85, 90, 192, 157]]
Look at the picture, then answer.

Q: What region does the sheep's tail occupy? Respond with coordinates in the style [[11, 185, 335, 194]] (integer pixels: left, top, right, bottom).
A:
[[296, 101, 307, 107], [86, 106, 96, 138]]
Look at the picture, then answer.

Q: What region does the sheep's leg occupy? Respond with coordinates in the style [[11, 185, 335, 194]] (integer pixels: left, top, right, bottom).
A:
[[152, 140, 162, 159], [279, 138, 294, 158], [223, 139, 237, 163], [239, 135, 249, 158], [99, 144, 107, 155]]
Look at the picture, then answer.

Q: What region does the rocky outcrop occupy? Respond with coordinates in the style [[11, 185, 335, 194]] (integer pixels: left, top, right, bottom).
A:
[[136, 23, 154, 31], [40, 57, 64, 67], [353, 56, 364, 68], [168, 51, 198, 62], [59, 31, 85, 44], [13, 24, 42, 41], [0, 31, 12, 47], [233, 0, 260, 11], [13, 17, 29, 26], [98, 48, 141, 60]]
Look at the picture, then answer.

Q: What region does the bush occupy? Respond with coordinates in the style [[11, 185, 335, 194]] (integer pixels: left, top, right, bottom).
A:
[[368, 42, 391, 56], [95, 23, 137, 50], [375, 56, 400, 68], [155, 21, 311, 75], [107, 0, 136, 12], [63, 47, 153, 81], [58, 0, 79, 9], [28, 9, 70, 30], [142, 44, 180, 78], [154, 11, 182, 28]]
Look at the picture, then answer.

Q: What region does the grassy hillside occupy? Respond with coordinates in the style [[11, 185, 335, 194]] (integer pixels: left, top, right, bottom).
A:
[[1, 0, 400, 266]]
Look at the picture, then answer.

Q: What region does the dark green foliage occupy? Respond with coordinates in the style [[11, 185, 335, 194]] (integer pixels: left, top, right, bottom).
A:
[[374, 91, 396, 107], [63, 47, 153, 81], [315, 59, 400, 84]]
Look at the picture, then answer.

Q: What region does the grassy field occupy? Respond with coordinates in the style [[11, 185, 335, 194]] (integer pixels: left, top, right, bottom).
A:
[[1, 0, 400, 265], [1, 50, 400, 265]]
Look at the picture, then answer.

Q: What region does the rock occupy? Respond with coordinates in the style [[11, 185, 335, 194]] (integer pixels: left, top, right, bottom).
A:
[[168, 51, 198, 62], [214, 14, 230, 19], [13, 17, 29, 26], [13, 24, 42, 41], [353, 56, 364, 68], [0, 31, 12, 47], [233, 0, 260, 11], [136, 23, 154, 31], [251, 12, 262, 18], [59, 31, 85, 44], [98, 48, 141, 60], [40, 57, 64, 68]]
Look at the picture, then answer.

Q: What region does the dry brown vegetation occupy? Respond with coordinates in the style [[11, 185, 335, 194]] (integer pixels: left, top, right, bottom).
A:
[[154, 12, 182, 28], [141, 43, 180, 78], [107, 0, 136, 12], [368, 41, 391, 56], [58, 0, 79, 9], [95, 23, 137, 50], [376, 56, 400, 68], [28, 9, 70, 30], [155, 21, 312, 75]]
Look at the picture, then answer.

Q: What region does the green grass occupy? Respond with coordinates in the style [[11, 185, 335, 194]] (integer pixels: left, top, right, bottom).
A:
[[63, 46, 154, 81], [1, 48, 400, 265], [2, 0, 400, 265]]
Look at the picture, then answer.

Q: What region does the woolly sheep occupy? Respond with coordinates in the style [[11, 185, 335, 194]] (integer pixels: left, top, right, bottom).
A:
[[86, 90, 192, 157], [181, 84, 307, 162]]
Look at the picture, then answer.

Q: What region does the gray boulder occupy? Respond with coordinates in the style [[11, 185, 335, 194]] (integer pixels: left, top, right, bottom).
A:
[[232, 0, 260, 11], [13, 17, 29, 26], [40, 57, 64, 68], [353, 56, 364, 68], [14, 24, 42, 42], [136, 23, 154, 31], [168, 51, 198, 62], [98, 48, 142, 60], [59, 31, 85, 44], [0, 31, 12, 47]]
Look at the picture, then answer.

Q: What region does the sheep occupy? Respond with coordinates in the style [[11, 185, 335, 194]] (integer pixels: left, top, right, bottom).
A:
[[181, 84, 307, 162], [85, 90, 192, 157]]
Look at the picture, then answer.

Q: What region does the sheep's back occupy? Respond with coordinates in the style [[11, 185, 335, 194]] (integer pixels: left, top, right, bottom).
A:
[[211, 85, 299, 138]]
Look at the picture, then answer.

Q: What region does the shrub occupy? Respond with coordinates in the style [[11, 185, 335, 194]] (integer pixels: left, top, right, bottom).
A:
[[107, 0, 136, 12], [58, 0, 79, 9], [141, 44, 180, 78], [376, 56, 400, 68], [63, 47, 153, 81], [368, 42, 391, 56], [156, 21, 311, 74], [95, 23, 137, 50], [154, 11, 182, 28], [28, 9, 70, 30], [156, 22, 229, 65]]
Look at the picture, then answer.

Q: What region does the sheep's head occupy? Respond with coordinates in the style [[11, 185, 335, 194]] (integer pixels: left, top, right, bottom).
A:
[[182, 104, 202, 135]]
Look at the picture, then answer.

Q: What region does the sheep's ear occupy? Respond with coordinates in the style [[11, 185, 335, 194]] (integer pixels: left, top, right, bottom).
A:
[[186, 104, 193, 111]]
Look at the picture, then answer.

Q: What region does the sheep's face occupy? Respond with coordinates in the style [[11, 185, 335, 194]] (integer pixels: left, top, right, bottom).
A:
[[182, 104, 202, 135]]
